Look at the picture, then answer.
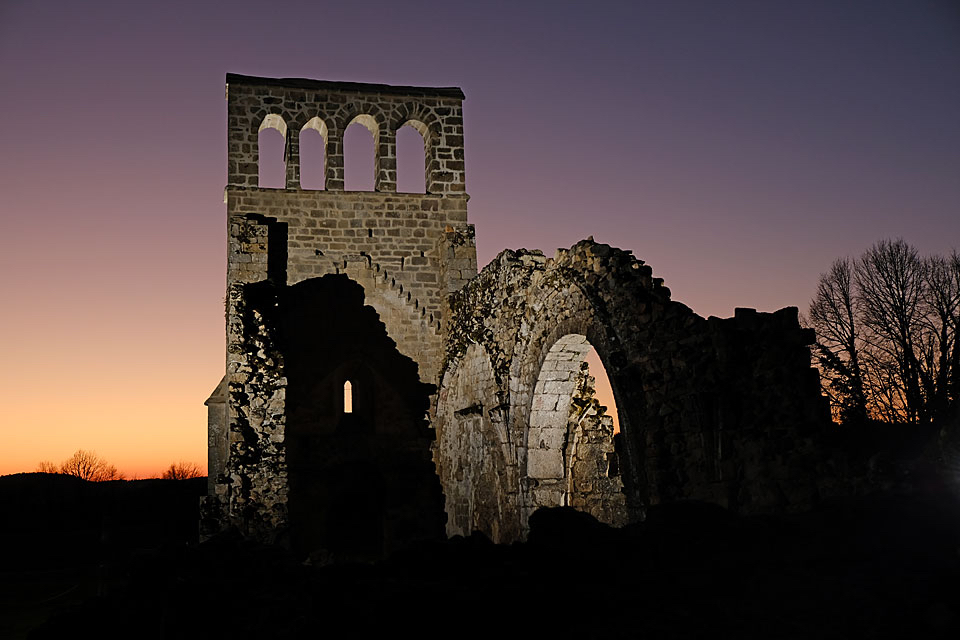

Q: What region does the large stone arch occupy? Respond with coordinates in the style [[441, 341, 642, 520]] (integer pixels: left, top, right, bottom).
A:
[[435, 343, 519, 542], [437, 243, 676, 537], [505, 261, 654, 529]]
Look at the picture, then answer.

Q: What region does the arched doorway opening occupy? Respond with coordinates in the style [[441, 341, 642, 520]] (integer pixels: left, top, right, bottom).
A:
[[524, 333, 627, 528]]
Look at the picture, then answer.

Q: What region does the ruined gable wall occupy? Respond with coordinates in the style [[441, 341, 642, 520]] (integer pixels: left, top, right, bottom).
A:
[[226, 191, 473, 386]]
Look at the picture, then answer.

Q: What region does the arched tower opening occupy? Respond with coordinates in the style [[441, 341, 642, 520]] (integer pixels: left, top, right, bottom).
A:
[[299, 117, 327, 190], [344, 114, 378, 191], [258, 114, 287, 188], [396, 120, 427, 194]]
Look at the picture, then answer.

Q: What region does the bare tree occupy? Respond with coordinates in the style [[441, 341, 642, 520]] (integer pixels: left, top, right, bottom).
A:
[[161, 461, 204, 480], [57, 449, 125, 481], [809, 239, 959, 429], [856, 239, 927, 424], [809, 257, 867, 423], [921, 251, 960, 425], [35, 460, 59, 473]]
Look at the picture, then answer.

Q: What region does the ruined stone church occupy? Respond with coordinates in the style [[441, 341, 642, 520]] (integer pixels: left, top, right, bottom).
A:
[[203, 74, 829, 559]]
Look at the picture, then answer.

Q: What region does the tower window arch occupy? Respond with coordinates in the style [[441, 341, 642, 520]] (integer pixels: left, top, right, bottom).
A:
[[300, 117, 328, 190], [344, 114, 378, 191], [258, 114, 287, 188], [397, 120, 427, 194]]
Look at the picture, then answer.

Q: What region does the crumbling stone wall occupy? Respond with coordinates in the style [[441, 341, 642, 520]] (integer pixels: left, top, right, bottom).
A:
[[435, 240, 830, 541], [220, 280, 290, 542], [565, 363, 629, 527]]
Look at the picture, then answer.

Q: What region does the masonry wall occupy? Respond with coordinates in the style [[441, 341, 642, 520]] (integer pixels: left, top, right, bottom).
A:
[[226, 190, 469, 313]]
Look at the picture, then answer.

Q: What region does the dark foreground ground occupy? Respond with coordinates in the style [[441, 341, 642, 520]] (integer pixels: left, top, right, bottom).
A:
[[2, 473, 959, 639]]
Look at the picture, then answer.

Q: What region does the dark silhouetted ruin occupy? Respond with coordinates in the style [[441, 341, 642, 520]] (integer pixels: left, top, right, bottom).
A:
[[203, 74, 832, 558]]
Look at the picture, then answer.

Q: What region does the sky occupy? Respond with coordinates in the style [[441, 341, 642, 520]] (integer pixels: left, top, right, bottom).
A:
[[0, 0, 957, 477]]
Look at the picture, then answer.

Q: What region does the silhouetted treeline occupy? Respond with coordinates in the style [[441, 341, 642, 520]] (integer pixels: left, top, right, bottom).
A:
[[36, 450, 124, 481], [0, 473, 205, 571], [809, 239, 959, 429]]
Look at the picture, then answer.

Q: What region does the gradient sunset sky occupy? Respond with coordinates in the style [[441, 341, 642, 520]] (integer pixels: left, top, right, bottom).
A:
[[1, 0, 957, 477]]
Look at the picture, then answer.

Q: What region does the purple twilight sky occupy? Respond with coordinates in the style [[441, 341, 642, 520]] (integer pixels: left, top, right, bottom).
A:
[[0, 0, 957, 475]]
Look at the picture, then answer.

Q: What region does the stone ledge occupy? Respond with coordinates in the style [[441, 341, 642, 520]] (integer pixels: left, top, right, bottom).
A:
[[226, 73, 465, 100]]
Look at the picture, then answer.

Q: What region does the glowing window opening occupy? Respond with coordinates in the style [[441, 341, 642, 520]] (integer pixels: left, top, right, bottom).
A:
[[344, 380, 353, 414]]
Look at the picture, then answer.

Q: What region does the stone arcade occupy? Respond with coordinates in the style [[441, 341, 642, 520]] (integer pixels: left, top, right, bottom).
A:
[[202, 74, 830, 558]]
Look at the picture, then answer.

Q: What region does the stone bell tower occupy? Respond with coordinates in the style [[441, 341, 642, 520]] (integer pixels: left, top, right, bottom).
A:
[[203, 74, 478, 558]]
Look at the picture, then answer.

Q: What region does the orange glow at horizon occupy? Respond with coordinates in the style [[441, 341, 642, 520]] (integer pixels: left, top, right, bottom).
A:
[[0, 304, 219, 478]]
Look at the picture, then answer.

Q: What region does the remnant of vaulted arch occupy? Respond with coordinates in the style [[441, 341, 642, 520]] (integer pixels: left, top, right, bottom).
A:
[[436, 239, 829, 541], [527, 334, 594, 484], [521, 333, 627, 528], [435, 343, 518, 542], [562, 356, 628, 526]]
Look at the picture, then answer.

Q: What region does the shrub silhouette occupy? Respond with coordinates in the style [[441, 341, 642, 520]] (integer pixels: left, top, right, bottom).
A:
[[161, 461, 204, 480], [37, 449, 124, 481]]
